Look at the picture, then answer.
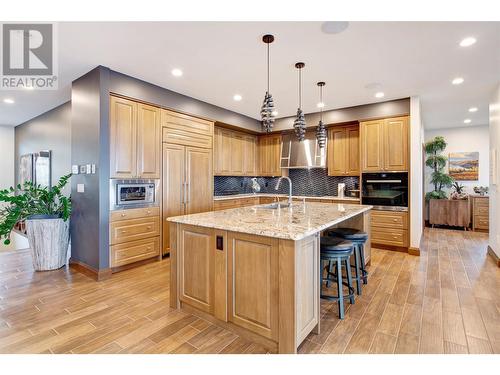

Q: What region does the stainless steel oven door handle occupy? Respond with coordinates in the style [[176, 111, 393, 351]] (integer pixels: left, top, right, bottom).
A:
[[365, 180, 402, 183]]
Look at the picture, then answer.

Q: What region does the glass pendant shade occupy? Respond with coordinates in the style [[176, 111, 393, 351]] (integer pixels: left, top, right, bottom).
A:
[[294, 62, 306, 141], [261, 34, 276, 132], [316, 119, 326, 148], [294, 108, 306, 141], [316, 81, 327, 148], [261, 91, 275, 132]]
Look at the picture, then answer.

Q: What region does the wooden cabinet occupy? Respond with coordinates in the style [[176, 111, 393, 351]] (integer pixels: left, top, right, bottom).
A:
[[110, 96, 160, 178], [213, 197, 260, 211], [360, 116, 409, 172], [384, 117, 409, 171], [137, 103, 161, 178], [327, 125, 360, 176], [110, 96, 137, 178], [243, 134, 257, 175], [227, 232, 279, 340], [370, 210, 408, 247], [471, 196, 489, 232], [258, 134, 282, 176], [161, 110, 213, 149], [109, 207, 161, 269], [178, 225, 215, 314], [162, 143, 213, 255], [214, 127, 257, 176]]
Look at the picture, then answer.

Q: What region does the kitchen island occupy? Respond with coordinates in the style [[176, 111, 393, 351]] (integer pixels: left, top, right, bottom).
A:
[[167, 202, 372, 353]]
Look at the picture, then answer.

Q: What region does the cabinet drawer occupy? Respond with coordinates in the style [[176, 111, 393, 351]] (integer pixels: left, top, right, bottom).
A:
[[371, 227, 408, 247], [474, 198, 488, 209], [239, 197, 259, 207], [162, 128, 212, 149], [110, 237, 159, 267], [213, 199, 241, 211], [474, 205, 489, 216], [110, 217, 160, 245], [110, 207, 160, 222], [474, 215, 489, 230], [371, 210, 408, 229]]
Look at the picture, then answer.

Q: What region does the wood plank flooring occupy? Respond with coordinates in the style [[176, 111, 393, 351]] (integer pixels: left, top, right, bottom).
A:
[[0, 228, 498, 354]]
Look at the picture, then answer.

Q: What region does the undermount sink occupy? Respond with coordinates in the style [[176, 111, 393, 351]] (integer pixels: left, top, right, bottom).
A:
[[257, 202, 291, 210]]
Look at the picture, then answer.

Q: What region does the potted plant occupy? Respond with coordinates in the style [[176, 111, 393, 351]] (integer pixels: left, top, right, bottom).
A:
[[0, 174, 71, 271], [425, 136, 454, 201], [450, 181, 468, 200]]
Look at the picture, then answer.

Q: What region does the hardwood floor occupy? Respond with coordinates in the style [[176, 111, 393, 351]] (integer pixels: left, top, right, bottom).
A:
[[0, 228, 498, 354]]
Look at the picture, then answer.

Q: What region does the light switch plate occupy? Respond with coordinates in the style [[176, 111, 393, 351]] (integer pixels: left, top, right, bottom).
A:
[[91, 164, 96, 174], [77, 184, 85, 193], [79, 165, 86, 174], [71, 165, 79, 174], [86, 164, 92, 174]]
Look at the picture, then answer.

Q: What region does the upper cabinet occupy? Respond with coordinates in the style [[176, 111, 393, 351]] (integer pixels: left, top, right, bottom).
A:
[[258, 134, 282, 177], [327, 124, 360, 176], [110, 96, 160, 179], [360, 116, 409, 172], [214, 126, 257, 176]]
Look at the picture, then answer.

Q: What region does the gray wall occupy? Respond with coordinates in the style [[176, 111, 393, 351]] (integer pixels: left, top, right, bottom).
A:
[[274, 98, 410, 131], [70, 67, 110, 270], [15, 102, 72, 188], [109, 69, 261, 132]]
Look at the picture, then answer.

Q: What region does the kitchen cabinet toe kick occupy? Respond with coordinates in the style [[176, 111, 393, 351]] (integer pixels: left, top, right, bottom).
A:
[[168, 209, 371, 353]]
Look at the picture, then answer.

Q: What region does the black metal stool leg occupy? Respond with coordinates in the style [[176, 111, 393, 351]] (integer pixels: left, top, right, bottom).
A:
[[359, 243, 368, 284], [336, 257, 344, 319], [353, 244, 362, 295], [344, 258, 355, 305]]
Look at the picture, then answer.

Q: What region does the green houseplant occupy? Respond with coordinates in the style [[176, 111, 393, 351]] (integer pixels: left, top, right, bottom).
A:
[[425, 136, 454, 200], [0, 174, 72, 270]]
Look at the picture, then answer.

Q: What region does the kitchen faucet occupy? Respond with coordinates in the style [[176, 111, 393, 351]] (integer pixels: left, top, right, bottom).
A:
[[275, 176, 292, 206]]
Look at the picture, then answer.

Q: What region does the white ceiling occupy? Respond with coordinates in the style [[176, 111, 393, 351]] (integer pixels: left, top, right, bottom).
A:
[[1, 21, 499, 130]]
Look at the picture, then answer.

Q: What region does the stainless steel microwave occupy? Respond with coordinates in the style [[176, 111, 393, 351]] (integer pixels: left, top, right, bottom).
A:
[[109, 179, 159, 210]]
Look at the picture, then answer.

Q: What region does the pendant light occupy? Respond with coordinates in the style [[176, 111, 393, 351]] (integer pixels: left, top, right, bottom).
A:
[[293, 62, 306, 141], [316, 82, 326, 148], [261, 34, 276, 132]]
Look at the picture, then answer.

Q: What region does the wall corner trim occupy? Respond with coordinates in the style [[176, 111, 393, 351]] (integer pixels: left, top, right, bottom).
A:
[[69, 259, 112, 281], [487, 245, 500, 267]]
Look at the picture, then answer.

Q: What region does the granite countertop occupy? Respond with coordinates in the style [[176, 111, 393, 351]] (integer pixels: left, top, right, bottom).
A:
[[213, 193, 360, 202], [168, 202, 372, 241]]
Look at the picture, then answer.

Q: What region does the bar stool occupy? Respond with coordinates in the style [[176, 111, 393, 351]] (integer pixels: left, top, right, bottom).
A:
[[326, 228, 368, 295], [320, 236, 355, 319]]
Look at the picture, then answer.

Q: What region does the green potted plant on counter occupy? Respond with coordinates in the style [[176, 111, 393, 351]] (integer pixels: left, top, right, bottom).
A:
[[0, 174, 72, 271]]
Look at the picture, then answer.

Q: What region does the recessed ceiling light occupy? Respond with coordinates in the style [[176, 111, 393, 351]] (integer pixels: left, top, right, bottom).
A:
[[3, 98, 14, 104], [317, 102, 325, 108], [321, 21, 349, 34], [171, 68, 183, 77], [375, 92, 385, 98], [468, 107, 478, 112], [464, 119, 471, 124], [233, 94, 242, 101], [452, 77, 464, 85], [271, 110, 278, 116], [459, 37, 476, 47]]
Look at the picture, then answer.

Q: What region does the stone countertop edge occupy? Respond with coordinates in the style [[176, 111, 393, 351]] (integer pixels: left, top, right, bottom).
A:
[[167, 203, 373, 241], [213, 193, 360, 202]]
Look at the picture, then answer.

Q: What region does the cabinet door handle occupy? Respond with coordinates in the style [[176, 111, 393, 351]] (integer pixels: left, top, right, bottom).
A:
[[121, 230, 127, 234], [146, 226, 152, 230], [185, 182, 190, 204], [121, 213, 126, 217], [147, 210, 151, 214], [393, 218, 398, 222]]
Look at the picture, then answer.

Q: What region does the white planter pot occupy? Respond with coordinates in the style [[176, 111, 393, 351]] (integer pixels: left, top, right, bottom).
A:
[[26, 217, 70, 271]]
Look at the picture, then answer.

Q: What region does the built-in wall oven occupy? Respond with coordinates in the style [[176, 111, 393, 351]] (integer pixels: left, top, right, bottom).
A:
[[109, 179, 159, 210], [361, 172, 408, 211]]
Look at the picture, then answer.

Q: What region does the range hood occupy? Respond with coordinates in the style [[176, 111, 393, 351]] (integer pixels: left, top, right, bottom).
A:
[[280, 131, 327, 169]]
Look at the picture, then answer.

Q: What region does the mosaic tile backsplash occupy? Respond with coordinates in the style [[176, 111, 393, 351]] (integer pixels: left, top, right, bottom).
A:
[[214, 169, 359, 197]]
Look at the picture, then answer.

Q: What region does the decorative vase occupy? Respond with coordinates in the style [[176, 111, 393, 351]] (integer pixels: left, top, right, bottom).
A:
[[26, 217, 70, 271]]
